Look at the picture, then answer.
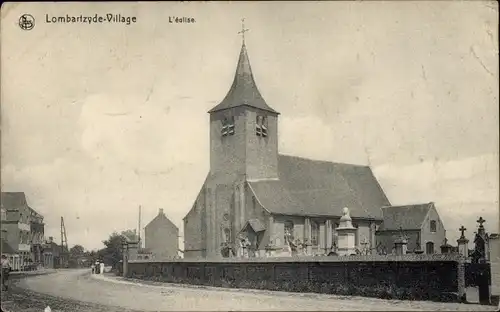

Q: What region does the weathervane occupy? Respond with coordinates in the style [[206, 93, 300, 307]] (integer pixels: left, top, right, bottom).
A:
[[238, 18, 249, 44]]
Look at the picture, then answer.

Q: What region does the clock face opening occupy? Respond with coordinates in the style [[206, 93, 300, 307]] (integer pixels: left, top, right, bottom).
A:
[[223, 213, 229, 221]]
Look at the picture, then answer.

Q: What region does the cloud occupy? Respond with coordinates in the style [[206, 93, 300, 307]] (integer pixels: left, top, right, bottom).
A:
[[373, 154, 499, 242], [1, 1, 498, 251]]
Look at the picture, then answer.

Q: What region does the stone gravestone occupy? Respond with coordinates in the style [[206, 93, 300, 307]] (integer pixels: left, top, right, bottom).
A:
[[457, 225, 469, 258], [471, 216, 491, 306], [336, 207, 357, 256], [440, 238, 453, 254], [394, 227, 408, 256]]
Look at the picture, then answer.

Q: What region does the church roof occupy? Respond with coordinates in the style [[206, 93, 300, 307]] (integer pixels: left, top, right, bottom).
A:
[[248, 155, 391, 219], [378, 202, 434, 231], [208, 43, 278, 114]]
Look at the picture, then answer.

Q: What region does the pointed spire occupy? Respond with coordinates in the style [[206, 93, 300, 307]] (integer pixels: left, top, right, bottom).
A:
[[208, 21, 278, 114]]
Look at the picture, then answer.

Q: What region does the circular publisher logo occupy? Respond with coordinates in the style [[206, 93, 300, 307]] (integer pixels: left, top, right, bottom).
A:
[[19, 14, 35, 31]]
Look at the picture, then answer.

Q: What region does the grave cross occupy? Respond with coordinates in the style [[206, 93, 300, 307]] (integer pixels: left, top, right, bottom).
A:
[[238, 18, 250, 44], [398, 226, 407, 240], [477, 217, 486, 227], [361, 238, 368, 249], [459, 225, 467, 238]]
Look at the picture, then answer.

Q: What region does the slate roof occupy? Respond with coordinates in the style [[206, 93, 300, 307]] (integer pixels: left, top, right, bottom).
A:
[[248, 155, 391, 220], [1, 240, 16, 254], [378, 202, 434, 231], [208, 43, 279, 114], [1, 192, 42, 220], [145, 209, 179, 232], [1, 192, 27, 210]]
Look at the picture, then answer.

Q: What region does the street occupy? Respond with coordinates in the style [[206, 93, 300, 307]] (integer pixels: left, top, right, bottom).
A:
[[1, 269, 496, 311]]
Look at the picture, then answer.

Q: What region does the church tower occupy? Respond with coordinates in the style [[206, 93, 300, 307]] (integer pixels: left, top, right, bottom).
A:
[[208, 34, 280, 181], [198, 25, 280, 258]]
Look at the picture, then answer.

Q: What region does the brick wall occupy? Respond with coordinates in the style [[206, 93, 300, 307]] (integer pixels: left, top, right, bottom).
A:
[[126, 254, 466, 302]]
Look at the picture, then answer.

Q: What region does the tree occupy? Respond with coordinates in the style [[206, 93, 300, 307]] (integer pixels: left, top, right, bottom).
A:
[[66, 244, 87, 268], [120, 229, 139, 242], [69, 244, 85, 257], [98, 230, 135, 269]]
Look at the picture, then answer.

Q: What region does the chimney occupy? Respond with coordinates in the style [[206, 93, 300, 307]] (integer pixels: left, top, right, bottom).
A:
[[159, 208, 164, 215]]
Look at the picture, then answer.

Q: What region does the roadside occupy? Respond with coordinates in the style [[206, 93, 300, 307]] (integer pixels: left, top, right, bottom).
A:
[[1, 283, 139, 312], [92, 273, 498, 311], [1, 271, 139, 312]]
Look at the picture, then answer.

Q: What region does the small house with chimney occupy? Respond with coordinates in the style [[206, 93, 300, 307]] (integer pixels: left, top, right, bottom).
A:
[[144, 208, 179, 259]]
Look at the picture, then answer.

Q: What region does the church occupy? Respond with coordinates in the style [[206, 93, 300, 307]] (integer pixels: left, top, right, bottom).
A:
[[182, 31, 448, 259]]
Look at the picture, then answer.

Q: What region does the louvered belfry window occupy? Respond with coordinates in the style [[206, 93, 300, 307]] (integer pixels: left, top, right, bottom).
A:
[[221, 116, 235, 137], [256, 115, 268, 137]]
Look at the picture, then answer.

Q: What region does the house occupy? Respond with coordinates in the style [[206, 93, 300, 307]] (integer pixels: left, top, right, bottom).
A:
[[144, 208, 179, 259], [1, 205, 18, 267], [41, 236, 59, 269], [183, 39, 392, 259], [375, 202, 446, 254], [1, 192, 45, 269]]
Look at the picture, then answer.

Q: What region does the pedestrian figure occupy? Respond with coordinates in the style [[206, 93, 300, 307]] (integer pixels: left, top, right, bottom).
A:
[[91, 263, 95, 274], [100, 261, 105, 275], [1, 255, 11, 291]]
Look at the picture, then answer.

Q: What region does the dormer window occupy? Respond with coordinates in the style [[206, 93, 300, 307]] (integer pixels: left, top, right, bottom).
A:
[[256, 115, 268, 137], [221, 116, 235, 137]]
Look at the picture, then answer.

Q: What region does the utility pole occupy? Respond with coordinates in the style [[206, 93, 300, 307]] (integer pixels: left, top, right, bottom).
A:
[[60, 216, 68, 267], [138, 205, 142, 248]]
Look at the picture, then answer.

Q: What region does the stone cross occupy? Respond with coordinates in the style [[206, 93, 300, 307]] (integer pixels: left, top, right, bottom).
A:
[[444, 238, 448, 245], [477, 217, 486, 227], [398, 226, 408, 240], [238, 18, 249, 43], [361, 238, 369, 255], [459, 225, 467, 238]]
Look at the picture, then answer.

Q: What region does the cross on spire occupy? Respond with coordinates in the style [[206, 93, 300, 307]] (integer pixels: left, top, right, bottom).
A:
[[238, 18, 249, 44], [459, 225, 467, 238]]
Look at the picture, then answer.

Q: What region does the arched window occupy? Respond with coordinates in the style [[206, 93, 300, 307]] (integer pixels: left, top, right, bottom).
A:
[[223, 228, 231, 243], [284, 221, 294, 243], [256, 115, 268, 137], [430, 220, 437, 232], [353, 222, 359, 247], [221, 116, 235, 136], [426, 242, 435, 254], [332, 222, 338, 247], [311, 221, 320, 246]]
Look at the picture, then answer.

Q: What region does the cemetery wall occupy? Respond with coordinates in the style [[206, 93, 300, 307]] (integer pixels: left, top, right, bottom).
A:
[[125, 254, 467, 302], [465, 262, 492, 287]]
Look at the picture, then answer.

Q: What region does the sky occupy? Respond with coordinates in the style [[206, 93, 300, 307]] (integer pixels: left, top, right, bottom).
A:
[[1, 1, 498, 251]]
